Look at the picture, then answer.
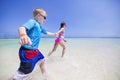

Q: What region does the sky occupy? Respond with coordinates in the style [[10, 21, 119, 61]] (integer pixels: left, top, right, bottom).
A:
[[0, 0, 120, 38]]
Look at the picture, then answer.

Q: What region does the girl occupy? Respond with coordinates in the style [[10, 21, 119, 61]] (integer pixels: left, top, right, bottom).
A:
[[47, 22, 67, 58]]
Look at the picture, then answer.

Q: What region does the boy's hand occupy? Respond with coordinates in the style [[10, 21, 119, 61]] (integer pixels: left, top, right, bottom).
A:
[[19, 35, 32, 46], [55, 33, 59, 37]]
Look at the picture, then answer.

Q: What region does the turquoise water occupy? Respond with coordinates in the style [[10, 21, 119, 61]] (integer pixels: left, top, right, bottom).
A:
[[0, 38, 120, 47]]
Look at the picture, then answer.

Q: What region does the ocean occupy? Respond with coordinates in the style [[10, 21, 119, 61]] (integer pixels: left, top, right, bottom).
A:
[[0, 38, 120, 80]]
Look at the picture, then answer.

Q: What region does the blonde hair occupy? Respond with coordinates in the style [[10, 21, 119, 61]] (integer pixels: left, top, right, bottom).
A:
[[33, 8, 46, 17]]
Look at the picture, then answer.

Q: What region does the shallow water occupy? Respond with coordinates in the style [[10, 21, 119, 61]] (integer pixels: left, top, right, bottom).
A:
[[0, 38, 120, 80]]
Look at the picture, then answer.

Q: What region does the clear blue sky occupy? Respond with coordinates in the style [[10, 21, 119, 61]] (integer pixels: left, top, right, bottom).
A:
[[0, 0, 120, 38]]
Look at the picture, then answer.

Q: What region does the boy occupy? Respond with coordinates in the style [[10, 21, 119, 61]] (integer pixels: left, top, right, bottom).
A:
[[10, 8, 56, 80]]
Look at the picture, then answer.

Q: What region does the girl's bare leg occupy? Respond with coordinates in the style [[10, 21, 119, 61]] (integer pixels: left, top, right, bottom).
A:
[[47, 43, 58, 57], [59, 40, 66, 58]]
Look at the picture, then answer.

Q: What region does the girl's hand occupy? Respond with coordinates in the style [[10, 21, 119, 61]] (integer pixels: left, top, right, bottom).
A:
[[55, 33, 59, 37], [64, 39, 67, 42]]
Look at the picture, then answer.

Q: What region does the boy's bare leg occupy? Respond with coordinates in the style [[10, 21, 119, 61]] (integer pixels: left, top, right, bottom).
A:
[[39, 59, 47, 80], [9, 76, 14, 80], [40, 60, 46, 75]]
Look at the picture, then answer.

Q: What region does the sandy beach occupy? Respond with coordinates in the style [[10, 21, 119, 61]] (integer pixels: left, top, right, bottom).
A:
[[0, 38, 120, 80]]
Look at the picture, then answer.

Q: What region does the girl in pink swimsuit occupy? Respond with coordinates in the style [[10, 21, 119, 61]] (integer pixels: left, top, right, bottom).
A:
[[47, 22, 67, 58], [55, 32, 64, 43]]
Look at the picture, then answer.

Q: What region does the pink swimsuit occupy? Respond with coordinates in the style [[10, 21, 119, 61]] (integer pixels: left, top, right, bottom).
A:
[[55, 32, 64, 43]]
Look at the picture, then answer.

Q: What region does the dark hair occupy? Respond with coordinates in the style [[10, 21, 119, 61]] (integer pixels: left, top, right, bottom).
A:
[[59, 22, 66, 30]]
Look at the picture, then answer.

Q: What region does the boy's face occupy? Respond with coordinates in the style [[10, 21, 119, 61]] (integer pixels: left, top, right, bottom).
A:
[[37, 12, 47, 24]]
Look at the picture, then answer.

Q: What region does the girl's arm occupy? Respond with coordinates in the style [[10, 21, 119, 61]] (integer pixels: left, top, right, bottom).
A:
[[63, 39, 67, 42], [56, 28, 65, 34]]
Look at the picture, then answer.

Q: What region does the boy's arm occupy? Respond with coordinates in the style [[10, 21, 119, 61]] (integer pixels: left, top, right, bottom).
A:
[[46, 32, 58, 37], [18, 27, 32, 45]]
